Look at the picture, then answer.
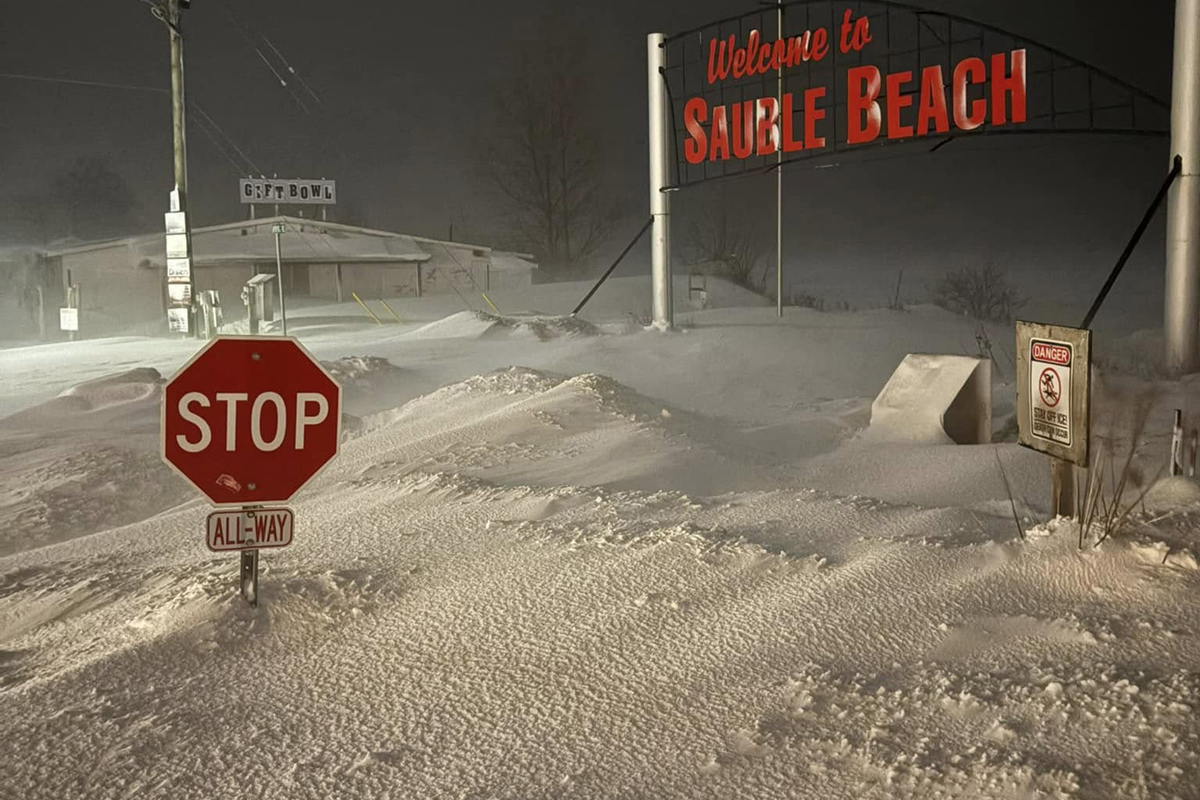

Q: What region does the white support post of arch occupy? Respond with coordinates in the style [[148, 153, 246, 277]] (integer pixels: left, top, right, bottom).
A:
[[1166, 0, 1200, 375], [648, 33, 673, 331]]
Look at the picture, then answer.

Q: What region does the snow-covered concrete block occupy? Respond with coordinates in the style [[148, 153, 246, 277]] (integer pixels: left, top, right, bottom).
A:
[[864, 354, 992, 445]]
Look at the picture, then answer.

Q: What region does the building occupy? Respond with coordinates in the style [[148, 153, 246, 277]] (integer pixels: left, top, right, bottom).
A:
[[38, 216, 538, 337]]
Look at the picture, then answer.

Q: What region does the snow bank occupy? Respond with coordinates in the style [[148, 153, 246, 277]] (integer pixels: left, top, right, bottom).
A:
[[404, 310, 600, 341], [2, 367, 162, 427], [355, 367, 785, 496], [1143, 475, 1200, 511], [3, 296, 1200, 798]]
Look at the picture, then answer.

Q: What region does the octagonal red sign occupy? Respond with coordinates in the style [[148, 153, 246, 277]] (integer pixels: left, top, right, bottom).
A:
[[162, 336, 342, 507]]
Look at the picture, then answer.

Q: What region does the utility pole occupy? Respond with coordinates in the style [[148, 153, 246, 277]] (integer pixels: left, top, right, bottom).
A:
[[154, 0, 198, 337]]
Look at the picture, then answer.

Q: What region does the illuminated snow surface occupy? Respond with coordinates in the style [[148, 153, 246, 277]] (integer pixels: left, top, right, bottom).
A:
[[3, 276, 1200, 799]]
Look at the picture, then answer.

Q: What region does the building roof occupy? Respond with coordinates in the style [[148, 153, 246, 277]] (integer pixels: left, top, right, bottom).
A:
[[490, 250, 539, 272], [43, 216, 434, 265]]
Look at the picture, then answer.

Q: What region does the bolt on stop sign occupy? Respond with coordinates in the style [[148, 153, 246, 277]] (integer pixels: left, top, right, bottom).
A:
[[162, 337, 342, 506]]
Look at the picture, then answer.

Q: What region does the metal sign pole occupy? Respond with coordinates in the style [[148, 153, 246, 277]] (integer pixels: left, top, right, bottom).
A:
[[239, 506, 261, 607], [273, 224, 289, 336], [776, 2, 784, 318], [240, 548, 259, 606], [1165, 0, 1200, 375], [647, 33, 673, 331]]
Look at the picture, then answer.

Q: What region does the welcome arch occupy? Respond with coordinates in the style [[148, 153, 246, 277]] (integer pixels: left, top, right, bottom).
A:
[[643, 0, 1197, 373]]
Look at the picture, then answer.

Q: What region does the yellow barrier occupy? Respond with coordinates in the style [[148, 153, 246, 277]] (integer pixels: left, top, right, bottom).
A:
[[481, 292, 500, 315], [379, 298, 402, 323], [351, 292, 382, 324]]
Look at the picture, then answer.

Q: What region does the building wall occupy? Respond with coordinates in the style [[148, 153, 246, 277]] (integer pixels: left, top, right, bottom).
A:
[[419, 242, 489, 296], [487, 267, 535, 290], [49, 243, 531, 339], [60, 244, 165, 337], [309, 264, 338, 299], [331, 262, 420, 300]]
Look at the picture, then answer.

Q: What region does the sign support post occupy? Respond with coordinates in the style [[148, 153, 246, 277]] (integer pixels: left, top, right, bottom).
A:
[[239, 507, 261, 607], [272, 222, 289, 336], [1166, 0, 1200, 375], [776, 2, 784, 318], [1051, 458, 1077, 519], [647, 33, 673, 331]]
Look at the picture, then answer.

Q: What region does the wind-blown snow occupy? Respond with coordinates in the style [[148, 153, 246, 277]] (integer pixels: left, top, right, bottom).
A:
[[2, 276, 1199, 798]]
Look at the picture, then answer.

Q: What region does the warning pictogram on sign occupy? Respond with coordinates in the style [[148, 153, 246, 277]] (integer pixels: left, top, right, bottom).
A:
[[1030, 338, 1072, 446], [1039, 368, 1061, 407]]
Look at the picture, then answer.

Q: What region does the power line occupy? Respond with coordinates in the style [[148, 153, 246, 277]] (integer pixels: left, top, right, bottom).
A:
[[224, 7, 314, 114], [0, 71, 167, 94], [189, 103, 262, 174], [191, 112, 251, 175], [263, 35, 322, 105], [0, 71, 261, 175]]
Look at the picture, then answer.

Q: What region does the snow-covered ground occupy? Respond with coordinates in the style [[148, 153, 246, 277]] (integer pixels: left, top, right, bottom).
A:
[[2, 275, 1200, 798]]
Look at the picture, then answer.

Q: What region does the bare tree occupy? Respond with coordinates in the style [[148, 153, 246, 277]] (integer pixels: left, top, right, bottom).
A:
[[10, 192, 56, 246], [932, 262, 1026, 322], [483, 31, 618, 277], [681, 188, 771, 293], [17, 156, 137, 243]]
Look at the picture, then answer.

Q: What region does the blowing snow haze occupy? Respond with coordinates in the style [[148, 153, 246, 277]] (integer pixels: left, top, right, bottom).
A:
[[6, 1, 1200, 798], [0, 0, 1176, 269]]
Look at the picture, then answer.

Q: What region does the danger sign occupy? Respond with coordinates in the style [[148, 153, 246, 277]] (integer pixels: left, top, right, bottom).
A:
[[1016, 322, 1090, 466], [1030, 339, 1072, 446]]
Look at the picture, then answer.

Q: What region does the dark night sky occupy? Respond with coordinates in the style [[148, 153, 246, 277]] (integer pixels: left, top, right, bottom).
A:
[[0, 0, 1180, 294]]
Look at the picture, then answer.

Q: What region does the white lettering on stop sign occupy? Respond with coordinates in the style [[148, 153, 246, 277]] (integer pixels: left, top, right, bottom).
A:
[[175, 391, 331, 453]]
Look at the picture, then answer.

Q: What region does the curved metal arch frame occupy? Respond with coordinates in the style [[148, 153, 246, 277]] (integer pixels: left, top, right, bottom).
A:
[[659, 0, 1169, 191]]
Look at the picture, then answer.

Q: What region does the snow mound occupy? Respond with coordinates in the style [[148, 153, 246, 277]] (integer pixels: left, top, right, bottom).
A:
[[486, 312, 600, 340], [57, 367, 162, 409], [404, 310, 498, 340], [320, 355, 407, 418], [0, 443, 191, 556], [321, 355, 401, 386], [2, 367, 163, 427], [348, 367, 788, 496], [405, 310, 600, 341], [1142, 475, 1200, 511], [0, 367, 188, 555]]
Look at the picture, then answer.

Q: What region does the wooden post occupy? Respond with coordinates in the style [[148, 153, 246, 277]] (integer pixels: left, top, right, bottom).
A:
[[1052, 458, 1077, 518], [416, 263, 422, 298], [335, 263, 343, 304]]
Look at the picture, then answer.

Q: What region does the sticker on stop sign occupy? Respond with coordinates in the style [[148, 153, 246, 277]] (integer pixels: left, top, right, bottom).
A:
[[162, 336, 342, 506]]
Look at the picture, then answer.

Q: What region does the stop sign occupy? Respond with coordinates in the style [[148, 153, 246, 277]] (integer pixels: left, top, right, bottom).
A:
[[162, 336, 342, 507]]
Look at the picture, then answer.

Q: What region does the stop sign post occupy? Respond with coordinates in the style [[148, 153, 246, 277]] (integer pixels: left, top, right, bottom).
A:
[[162, 336, 342, 605]]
